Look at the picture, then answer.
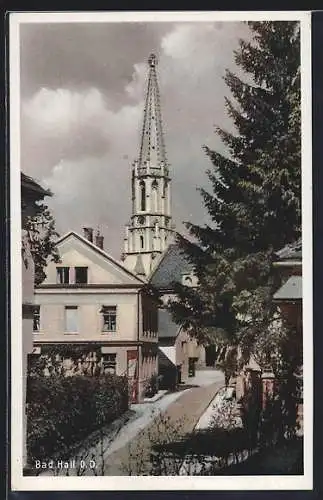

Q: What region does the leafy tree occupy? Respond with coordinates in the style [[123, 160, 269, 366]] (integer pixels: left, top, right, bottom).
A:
[[168, 22, 301, 436], [23, 201, 60, 285]]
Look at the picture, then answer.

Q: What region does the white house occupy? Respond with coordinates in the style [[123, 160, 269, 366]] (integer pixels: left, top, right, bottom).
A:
[[33, 229, 159, 402]]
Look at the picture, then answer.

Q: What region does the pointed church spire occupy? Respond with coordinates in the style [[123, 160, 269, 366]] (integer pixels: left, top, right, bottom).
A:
[[122, 53, 174, 278], [139, 53, 167, 170]]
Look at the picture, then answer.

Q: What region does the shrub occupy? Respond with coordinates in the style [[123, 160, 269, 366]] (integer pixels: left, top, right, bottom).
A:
[[144, 373, 159, 398], [26, 373, 128, 464]]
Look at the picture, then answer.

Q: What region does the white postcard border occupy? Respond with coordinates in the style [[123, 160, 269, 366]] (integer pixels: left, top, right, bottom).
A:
[[9, 10, 313, 491]]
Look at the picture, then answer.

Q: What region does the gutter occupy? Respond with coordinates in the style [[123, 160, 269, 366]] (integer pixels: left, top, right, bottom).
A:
[[273, 261, 302, 268]]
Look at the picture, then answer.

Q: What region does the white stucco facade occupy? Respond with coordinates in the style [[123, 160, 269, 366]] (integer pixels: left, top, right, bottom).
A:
[[33, 231, 159, 401]]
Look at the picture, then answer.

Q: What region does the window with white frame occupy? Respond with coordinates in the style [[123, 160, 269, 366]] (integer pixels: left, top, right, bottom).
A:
[[64, 306, 78, 333], [57, 267, 70, 284], [101, 306, 117, 332], [33, 305, 40, 332], [102, 353, 117, 374]]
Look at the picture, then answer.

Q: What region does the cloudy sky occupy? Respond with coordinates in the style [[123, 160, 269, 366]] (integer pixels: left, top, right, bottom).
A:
[[20, 20, 251, 258]]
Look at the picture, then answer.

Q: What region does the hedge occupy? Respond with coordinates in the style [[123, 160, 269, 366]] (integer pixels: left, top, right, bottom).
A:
[[26, 373, 129, 463]]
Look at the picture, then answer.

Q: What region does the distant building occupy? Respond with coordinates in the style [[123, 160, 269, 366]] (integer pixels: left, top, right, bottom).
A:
[[149, 243, 205, 387], [33, 229, 159, 402], [158, 309, 200, 389], [273, 238, 302, 333], [235, 239, 303, 416], [21, 172, 51, 465], [273, 238, 303, 431]]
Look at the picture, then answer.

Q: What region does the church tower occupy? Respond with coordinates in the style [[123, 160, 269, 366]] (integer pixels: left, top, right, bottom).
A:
[[122, 54, 174, 277]]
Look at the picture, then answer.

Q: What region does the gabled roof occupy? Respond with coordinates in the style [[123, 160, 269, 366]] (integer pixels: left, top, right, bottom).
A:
[[55, 231, 146, 284], [149, 243, 193, 289], [273, 275, 302, 301], [159, 346, 176, 366], [21, 172, 52, 197], [158, 309, 181, 339], [275, 238, 302, 261]]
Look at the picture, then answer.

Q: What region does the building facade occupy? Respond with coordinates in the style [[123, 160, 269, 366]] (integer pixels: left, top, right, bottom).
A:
[[273, 238, 303, 432], [33, 230, 158, 402], [122, 54, 174, 278], [149, 243, 205, 385], [158, 309, 201, 389], [273, 238, 302, 333], [21, 172, 52, 465]]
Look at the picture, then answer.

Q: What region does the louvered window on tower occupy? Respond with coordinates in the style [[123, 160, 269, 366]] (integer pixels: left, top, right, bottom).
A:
[[140, 181, 146, 211], [152, 180, 158, 212]]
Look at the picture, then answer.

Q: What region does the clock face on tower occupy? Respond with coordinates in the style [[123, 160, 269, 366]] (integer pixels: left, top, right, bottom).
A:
[[138, 216, 145, 225]]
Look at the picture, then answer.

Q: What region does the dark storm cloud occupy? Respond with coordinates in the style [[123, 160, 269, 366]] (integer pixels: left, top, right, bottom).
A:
[[20, 20, 251, 258], [20, 22, 171, 100]]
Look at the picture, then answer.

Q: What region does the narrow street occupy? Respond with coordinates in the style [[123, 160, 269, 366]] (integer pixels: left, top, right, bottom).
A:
[[102, 370, 224, 475]]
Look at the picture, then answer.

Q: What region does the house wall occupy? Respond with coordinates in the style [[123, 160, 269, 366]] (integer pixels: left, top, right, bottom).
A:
[[34, 234, 160, 402], [274, 263, 302, 280], [22, 232, 35, 353], [22, 231, 35, 466], [34, 288, 158, 401], [34, 290, 139, 342]]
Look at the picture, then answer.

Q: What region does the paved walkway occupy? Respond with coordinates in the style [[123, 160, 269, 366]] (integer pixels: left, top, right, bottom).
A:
[[103, 378, 224, 475]]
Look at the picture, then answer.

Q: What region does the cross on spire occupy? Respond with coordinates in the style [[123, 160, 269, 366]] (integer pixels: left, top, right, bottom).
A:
[[148, 53, 157, 68]]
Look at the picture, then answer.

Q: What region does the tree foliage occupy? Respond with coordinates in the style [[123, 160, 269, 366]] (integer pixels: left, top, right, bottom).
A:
[[168, 20, 301, 411], [23, 201, 60, 285]]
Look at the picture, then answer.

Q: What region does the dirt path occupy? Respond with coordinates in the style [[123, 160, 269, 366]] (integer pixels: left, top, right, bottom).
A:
[[103, 381, 223, 475]]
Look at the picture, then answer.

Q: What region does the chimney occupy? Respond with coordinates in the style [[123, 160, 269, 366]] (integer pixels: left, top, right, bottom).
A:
[[95, 231, 104, 250], [83, 227, 93, 243]]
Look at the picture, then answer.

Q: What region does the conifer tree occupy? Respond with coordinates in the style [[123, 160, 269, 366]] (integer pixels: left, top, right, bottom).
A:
[[169, 22, 301, 382]]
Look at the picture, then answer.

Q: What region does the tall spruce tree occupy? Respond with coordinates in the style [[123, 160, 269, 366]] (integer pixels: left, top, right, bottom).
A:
[[169, 22, 301, 379]]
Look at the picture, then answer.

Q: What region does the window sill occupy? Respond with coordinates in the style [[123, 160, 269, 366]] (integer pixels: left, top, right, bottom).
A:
[[33, 331, 43, 334], [64, 332, 79, 335], [101, 331, 117, 334]]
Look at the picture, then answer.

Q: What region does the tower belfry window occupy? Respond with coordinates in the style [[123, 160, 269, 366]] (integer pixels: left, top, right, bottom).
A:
[[152, 180, 158, 212], [140, 235, 144, 250], [140, 181, 146, 211]]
